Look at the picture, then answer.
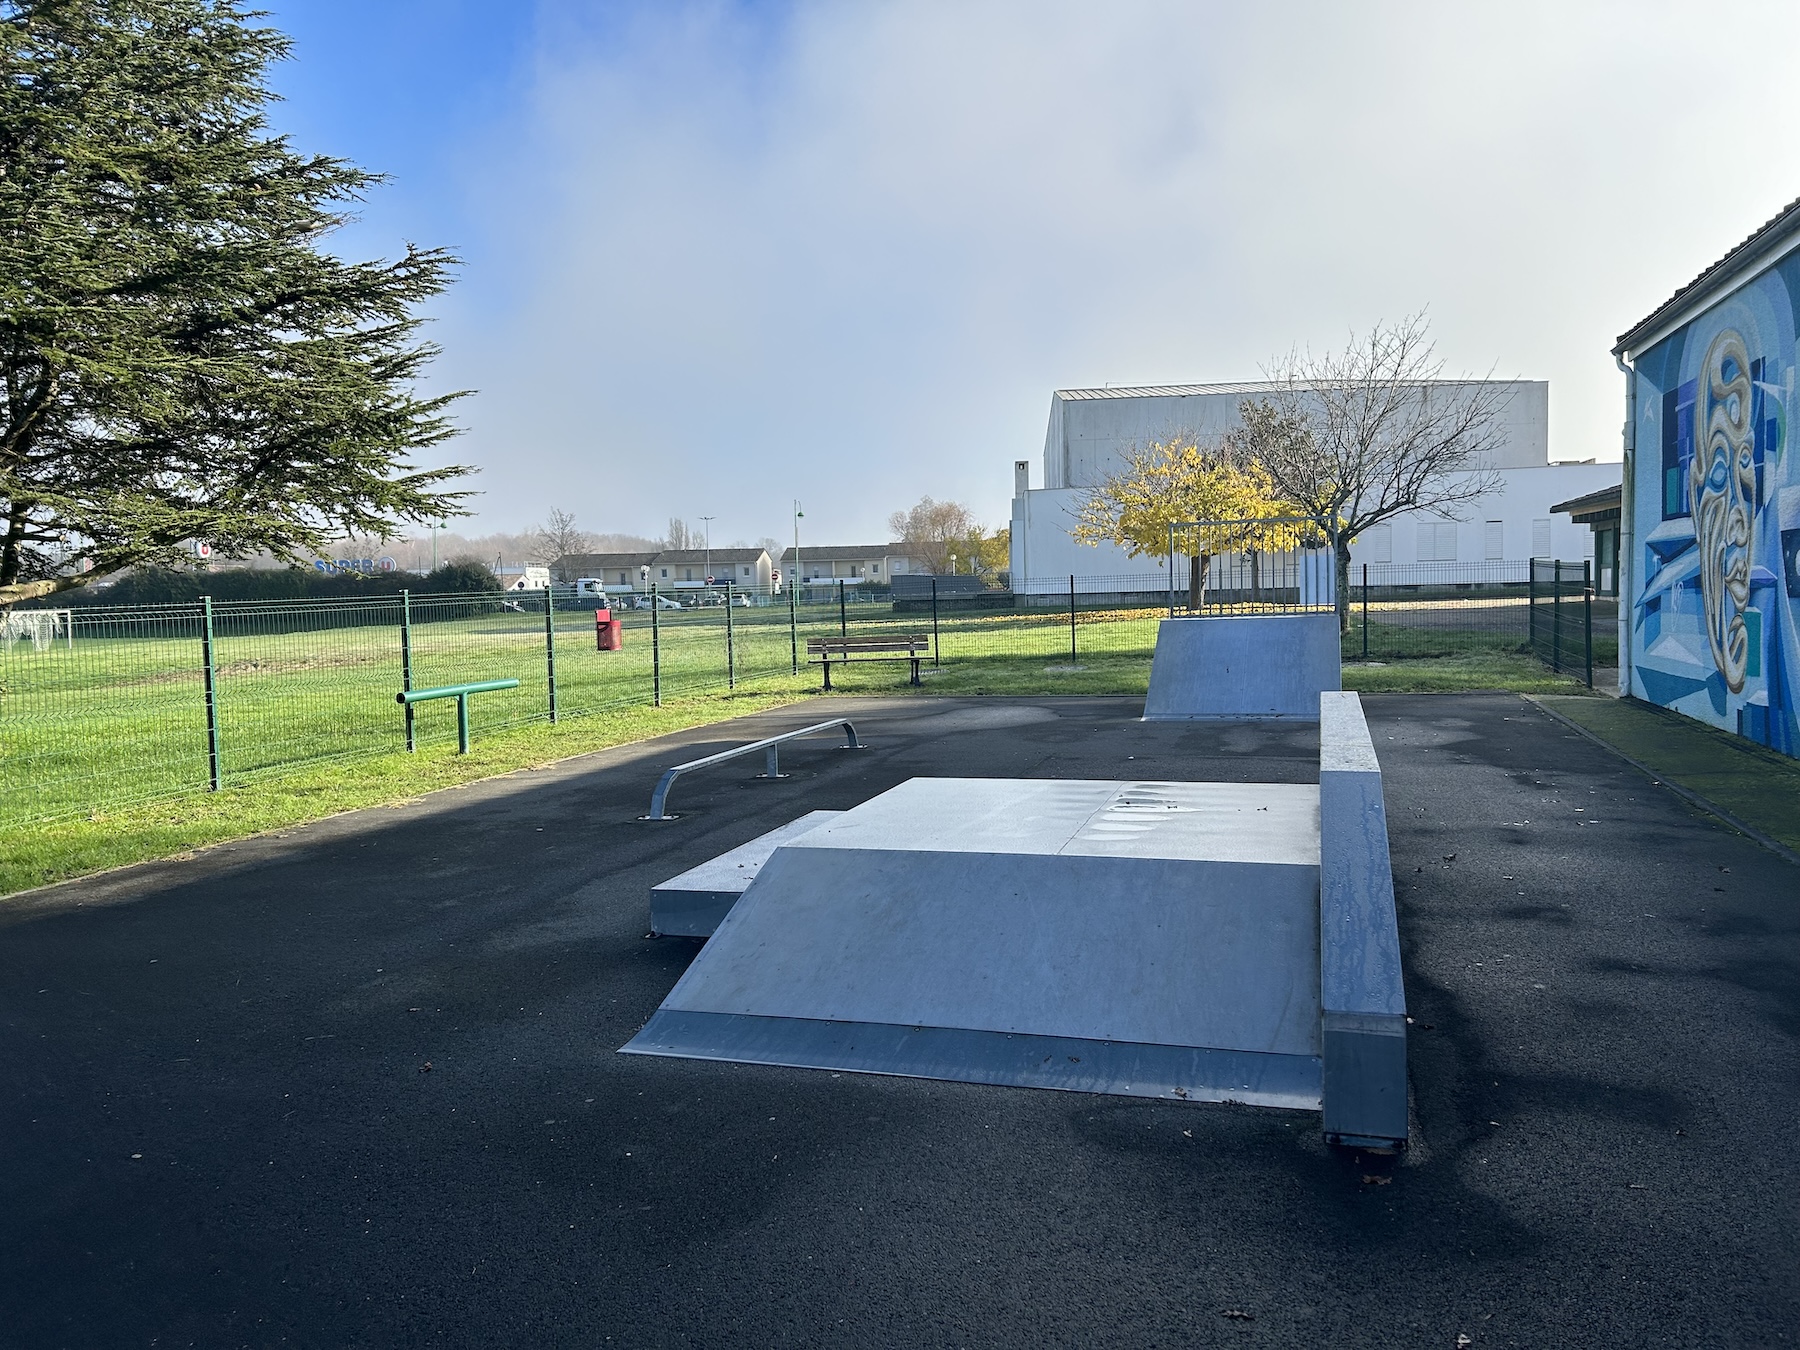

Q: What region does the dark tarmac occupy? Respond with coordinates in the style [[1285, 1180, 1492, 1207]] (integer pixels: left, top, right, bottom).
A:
[[2, 694, 1796, 1348]]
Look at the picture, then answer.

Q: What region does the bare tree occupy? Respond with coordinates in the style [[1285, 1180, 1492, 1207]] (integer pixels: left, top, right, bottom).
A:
[[888, 497, 978, 574], [1240, 314, 1509, 631], [529, 509, 595, 579], [664, 517, 695, 552]]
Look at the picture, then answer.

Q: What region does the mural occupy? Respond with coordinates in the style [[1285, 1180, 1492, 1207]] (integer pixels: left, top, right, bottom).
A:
[[1630, 261, 1800, 755]]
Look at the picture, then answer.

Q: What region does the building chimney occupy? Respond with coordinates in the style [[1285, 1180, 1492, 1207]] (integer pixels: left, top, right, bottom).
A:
[[1014, 460, 1030, 496]]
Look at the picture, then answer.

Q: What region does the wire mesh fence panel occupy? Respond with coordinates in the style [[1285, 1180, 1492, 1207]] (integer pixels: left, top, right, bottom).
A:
[[404, 592, 550, 744], [1528, 559, 1596, 686], [4, 567, 1605, 827], [548, 598, 657, 717], [2, 603, 211, 826], [210, 595, 407, 782]]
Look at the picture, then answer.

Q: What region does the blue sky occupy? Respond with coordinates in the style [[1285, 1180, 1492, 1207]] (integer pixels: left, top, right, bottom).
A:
[[253, 2, 1800, 547]]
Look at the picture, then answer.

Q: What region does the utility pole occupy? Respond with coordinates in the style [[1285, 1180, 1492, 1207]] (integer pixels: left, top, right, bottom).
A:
[[793, 500, 804, 592]]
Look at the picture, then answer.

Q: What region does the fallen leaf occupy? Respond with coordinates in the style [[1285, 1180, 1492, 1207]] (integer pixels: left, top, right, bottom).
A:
[[419, 1062, 432, 1073], [1456, 1336, 1473, 1348], [1442, 853, 1457, 862], [1361, 1174, 1392, 1186], [1221, 1309, 1254, 1321]]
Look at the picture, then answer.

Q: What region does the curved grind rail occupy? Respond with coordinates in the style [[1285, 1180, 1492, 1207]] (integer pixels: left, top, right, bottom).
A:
[[396, 678, 521, 754], [645, 718, 862, 821]]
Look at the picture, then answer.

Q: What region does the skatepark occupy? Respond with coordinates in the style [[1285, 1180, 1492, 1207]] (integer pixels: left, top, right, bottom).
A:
[[2, 612, 1796, 1346]]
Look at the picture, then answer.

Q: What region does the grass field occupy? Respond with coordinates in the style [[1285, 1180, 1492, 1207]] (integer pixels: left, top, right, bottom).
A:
[[3, 590, 1604, 894]]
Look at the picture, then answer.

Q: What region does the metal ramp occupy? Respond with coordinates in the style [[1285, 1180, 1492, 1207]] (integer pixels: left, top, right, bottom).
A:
[[623, 689, 1408, 1147], [624, 778, 1326, 1110]]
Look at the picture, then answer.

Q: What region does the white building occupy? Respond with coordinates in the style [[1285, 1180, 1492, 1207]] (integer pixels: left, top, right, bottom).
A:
[[779, 543, 920, 586], [1009, 381, 1619, 592], [556, 548, 775, 593]]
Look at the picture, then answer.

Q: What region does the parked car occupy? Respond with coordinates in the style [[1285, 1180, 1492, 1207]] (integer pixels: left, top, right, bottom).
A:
[[632, 593, 683, 610]]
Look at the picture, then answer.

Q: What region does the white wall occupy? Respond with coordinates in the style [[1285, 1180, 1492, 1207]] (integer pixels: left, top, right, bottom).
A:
[[1044, 381, 1554, 490], [1013, 382, 1617, 589]]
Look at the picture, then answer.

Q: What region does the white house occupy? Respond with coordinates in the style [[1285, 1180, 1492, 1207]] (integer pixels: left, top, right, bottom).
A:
[[779, 543, 920, 585], [1009, 381, 1619, 592], [556, 548, 775, 593]]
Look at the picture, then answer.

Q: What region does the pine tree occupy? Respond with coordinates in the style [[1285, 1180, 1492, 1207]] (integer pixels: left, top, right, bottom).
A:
[[0, 0, 472, 604]]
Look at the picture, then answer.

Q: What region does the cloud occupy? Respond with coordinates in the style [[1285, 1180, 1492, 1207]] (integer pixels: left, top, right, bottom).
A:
[[428, 0, 1800, 539]]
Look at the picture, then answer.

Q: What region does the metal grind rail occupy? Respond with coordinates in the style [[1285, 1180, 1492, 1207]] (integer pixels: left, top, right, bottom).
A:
[[397, 678, 521, 754], [644, 718, 862, 820]]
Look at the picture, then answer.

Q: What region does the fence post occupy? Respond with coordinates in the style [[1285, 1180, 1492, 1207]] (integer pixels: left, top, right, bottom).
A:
[[1361, 564, 1369, 660], [651, 584, 662, 707], [1528, 559, 1538, 657], [401, 590, 416, 751], [1584, 560, 1594, 690], [1551, 563, 1563, 674], [1069, 574, 1078, 663], [1168, 522, 1176, 618], [725, 580, 736, 691], [838, 583, 847, 638], [200, 595, 222, 792], [543, 583, 558, 723], [788, 578, 798, 675], [931, 577, 941, 666]]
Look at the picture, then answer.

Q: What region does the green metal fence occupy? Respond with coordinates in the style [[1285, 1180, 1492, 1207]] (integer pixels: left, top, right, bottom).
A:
[[1527, 558, 1599, 688], [3, 571, 1596, 828]]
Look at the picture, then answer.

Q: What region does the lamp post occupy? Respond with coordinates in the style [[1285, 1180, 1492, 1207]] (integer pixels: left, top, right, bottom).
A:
[[793, 500, 804, 590], [700, 515, 715, 592], [431, 520, 446, 571]]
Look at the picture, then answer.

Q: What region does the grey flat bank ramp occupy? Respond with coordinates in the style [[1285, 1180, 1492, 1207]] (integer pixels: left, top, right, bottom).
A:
[[651, 810, 843, 937], [623, 777, 1324, 1107], [1144, 613, 1341, 720]]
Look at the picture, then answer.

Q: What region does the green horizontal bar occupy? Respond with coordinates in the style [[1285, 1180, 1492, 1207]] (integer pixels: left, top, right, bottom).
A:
[[395, 678, 521, 705]]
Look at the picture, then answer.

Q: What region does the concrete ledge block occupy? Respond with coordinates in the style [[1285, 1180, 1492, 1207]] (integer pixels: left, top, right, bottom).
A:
[[1143, 614, 1341, 720], [1318, 691, 1408, 1147], [1321, 1011, 1408, 1146]]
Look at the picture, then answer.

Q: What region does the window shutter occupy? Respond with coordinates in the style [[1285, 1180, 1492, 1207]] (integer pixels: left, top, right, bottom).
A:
[[1531, 519, 1551, 557], [1368, 524, 1392, 564], [1421, 521, 1458, 562], [1484, 521, 1504, 560]]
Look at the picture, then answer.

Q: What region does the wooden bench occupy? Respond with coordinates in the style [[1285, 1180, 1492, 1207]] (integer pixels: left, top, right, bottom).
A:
[[806, 635, 931, 689]]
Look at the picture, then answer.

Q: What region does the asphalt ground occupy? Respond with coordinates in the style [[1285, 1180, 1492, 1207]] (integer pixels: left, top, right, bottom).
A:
[[1, 694, 1795, 1348]]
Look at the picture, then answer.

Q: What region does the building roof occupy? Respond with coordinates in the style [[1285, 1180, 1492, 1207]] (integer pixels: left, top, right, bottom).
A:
[[1052, 379, 1520, 401], [1614, 195, 1800, 356], [555, 547, 769, 573], [780, 543, 908, 562], [1550, 484, 1622, 523]]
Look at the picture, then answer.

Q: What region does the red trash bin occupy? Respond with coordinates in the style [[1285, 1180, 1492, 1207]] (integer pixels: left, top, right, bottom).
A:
[[595, 607, 623, 651]]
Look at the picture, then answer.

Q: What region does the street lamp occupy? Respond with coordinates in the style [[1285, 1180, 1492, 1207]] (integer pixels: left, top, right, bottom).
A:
[[700, 515, 715, 590], [793, 500, 804, 588]]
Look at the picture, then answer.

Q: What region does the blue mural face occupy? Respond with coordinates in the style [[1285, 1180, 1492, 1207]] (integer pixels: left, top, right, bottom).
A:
[[1631, 261, 1799, 754]]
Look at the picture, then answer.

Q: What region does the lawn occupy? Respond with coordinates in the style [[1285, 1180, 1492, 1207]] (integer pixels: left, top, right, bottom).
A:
[[3, 594, 1602, 896], [0, 687, 813, 898]]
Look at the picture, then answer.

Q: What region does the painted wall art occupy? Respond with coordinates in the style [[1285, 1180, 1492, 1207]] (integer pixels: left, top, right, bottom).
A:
[[1630, 262, 1800, 755]]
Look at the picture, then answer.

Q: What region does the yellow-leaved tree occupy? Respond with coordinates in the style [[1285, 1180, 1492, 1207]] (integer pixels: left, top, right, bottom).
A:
[[1072, 438, 1299, 607]]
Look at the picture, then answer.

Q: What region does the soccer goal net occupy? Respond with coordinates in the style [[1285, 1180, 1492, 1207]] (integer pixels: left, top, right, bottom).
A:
[[2, 609, 73, 652]]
